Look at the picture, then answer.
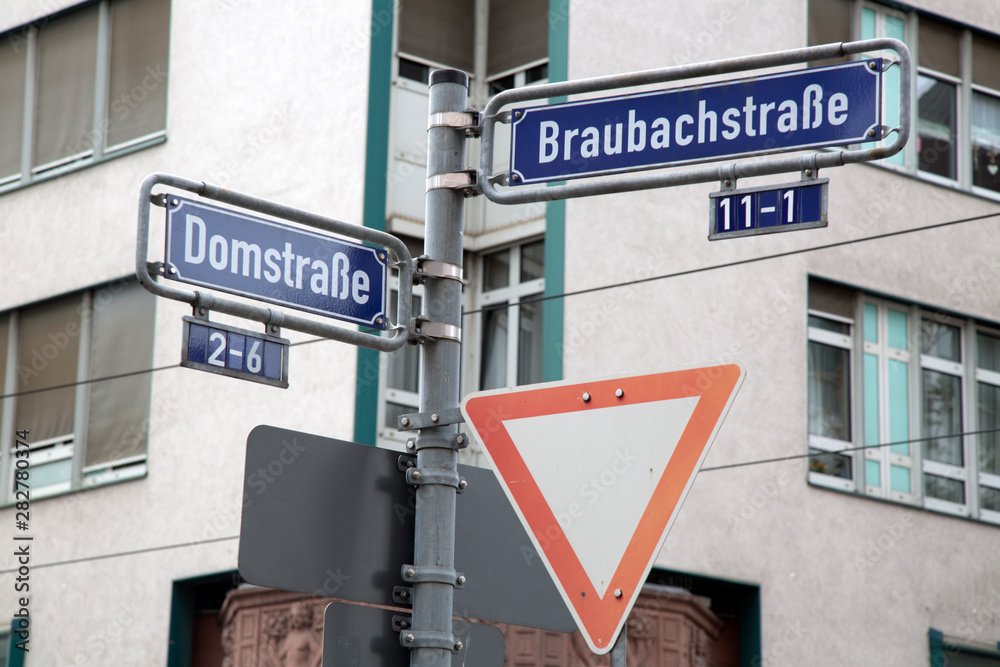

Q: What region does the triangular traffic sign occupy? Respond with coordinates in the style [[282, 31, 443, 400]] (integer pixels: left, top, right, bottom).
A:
[[461, 362, 744, 655]]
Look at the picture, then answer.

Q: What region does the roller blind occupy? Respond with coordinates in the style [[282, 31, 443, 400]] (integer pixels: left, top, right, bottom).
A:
[[0, 43, 26, 180], [809, 279, 855, 320], [33, 4, 99, 170], [488, 0, 548, 77], [86, 281, 155, 467], [106, 0, 171, 149], [15, 295, 82, 443], [398, 0, 474, 72]]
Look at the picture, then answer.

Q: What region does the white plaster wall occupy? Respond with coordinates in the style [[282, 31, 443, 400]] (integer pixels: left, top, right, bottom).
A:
[[565, 0, 1000, 664], [0, 0, 373, 664]]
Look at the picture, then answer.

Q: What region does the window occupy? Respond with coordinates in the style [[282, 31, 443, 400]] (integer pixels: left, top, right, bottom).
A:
[[929, 628, 1000, 666], [807, 279, 1000, 523], [0, 279, 155, 502], [376, 239, 545, 448], [807, 1, 1000, 197], [0, 0, 170, 191]]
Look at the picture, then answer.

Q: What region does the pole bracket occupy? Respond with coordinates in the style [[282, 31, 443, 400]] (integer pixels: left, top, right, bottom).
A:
[[401, 564, 466, 587], [405, 466, 464, 489], [397, 407, 465, 431], [392, 586, 413, 606], [414, 256, 464, 284], [428, 109, 481, 136], [412, 318, 461, 344], [399, 629, 459, 651], [426, 169, 481, 197], [405, 432, 469, 451]]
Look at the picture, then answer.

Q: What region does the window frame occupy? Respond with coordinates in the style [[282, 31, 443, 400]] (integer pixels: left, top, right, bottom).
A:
[[0, 281, 152, 505], [807, 280, 1000, 524], [0, 0, 170, 196]]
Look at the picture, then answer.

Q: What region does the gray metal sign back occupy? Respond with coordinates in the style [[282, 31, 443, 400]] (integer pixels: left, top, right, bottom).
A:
[[479, 39, 910, 205], [322, 602, 504, 667], [238, 425, 576, 633]]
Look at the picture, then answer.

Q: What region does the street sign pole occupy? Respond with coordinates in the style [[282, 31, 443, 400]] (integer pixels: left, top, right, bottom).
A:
[[408, 69, 470, 667]]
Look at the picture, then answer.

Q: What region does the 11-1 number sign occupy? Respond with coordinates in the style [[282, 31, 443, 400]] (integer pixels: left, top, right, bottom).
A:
[[180, 316, 289, 388], [709, 178, 828, 240]]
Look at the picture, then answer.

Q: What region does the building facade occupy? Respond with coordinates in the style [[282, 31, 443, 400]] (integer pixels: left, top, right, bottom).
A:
[[1, 0, 999, 664]]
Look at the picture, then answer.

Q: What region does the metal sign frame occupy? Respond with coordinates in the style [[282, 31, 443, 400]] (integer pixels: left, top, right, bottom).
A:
[[136, 172, 414, 352], [479, 38, 910, 205]]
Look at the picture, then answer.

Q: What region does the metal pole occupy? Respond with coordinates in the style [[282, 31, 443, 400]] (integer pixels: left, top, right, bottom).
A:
[[610, 623, 627, 667], [409, 69, 469, 667]]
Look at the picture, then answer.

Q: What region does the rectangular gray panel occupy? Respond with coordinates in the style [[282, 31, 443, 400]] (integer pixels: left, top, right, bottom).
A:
[[239, 425, 575, 632]]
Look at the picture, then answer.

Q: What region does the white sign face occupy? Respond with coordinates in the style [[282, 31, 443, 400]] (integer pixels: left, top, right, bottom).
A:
[[462, 363, 745, 655]]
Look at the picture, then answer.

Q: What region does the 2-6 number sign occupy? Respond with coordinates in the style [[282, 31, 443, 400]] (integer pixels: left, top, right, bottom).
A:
[[181, 316, 289, 388]]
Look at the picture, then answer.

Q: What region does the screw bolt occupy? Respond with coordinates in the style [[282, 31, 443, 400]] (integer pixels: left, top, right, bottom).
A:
[[582, 392, 591, 402], [868, 129, 877, 138], [805, 169, 813, 177], [514, 111, 522, 119], [171, 198, 179, 206], [198, 307, 206, 315], [458, 479, 468, 490], [399, 620, 410, 628], [724, 179, 731, 187], [614, 588, 623, 598], [405, 633, 415, 643], [454, 641, 464, 651], [401, 417, 410, 427], [406, 440, 415, 450], [411, 470, 422, 480], [615, 388, 624, 398], [457, 575, 466, 585], [511, 174, 520, 182], [405, 568, 416, 578], [431, 413, 439, 423], [456, 435, 465, 445]]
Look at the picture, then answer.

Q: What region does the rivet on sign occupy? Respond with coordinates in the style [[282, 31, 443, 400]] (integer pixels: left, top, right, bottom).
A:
[[376, 317, 383, 326], [511, 174, 520, 182], [582, 392, 591, 402], [868, 129, 877, 138], [457, 575, 466, 585], [614, 588, 623, 598], [454, 641, 464, 651], [514, 111, 522, 119], [458, 479, 468, 489], [615, 388, 624, 398], [171, 198, 179, 206]]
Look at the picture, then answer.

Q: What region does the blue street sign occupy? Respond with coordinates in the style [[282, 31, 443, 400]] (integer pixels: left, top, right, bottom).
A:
[[164, 196, 388, 328], [510, 59, 882, 185], [708, 178, 829, 240], [181, 317, 289, 387]]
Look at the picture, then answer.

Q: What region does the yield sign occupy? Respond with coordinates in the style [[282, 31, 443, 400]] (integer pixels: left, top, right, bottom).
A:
[[460, 362, 744, 655]]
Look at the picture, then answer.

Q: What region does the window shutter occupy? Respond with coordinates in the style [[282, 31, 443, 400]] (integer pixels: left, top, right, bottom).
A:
[[398, 0, 475, 72]]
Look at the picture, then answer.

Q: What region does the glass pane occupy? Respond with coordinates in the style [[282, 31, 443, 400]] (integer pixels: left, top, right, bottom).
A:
[[398, 0, 474, 72], [519, 240, 545, 283], [917, 75, 957, 180], [808, 341, 851, 440], [887, 309, 908, 349], [979, 382, 1000, 475], [809, 448, 853, 480], [481, 304, 508, 390], [924, 473, 965, 504], [921, 319, 961, 361], [386, 293, 421, 392], [807, 315, 849, 336], [923, 369, 963, 466], [0, 39, 26, 180], [0, 314, 7, 438], [807, 0, 852, 63], [482, 250, 510, 291], [105, 0, 171, 149], [34, 4, 99, 169], [888, 358, 909, 453], [16, 294, 82, 443], [517, 299, 544, 386], [86, 281, 155, 467], [30, 456, 73, 488], [385, 402, 413, 429], [919, 18, 961, 77], [971, 92, 1000, 194], [978, 332, 1000, 373], [866, 459, 880, 487], [488, 0, 548, 77], [973, 34, 1000, 92], [861, 7, 875, 41], [863, 303, 878, 343], [890, 465, 911, 493], [982, 486, 1000, 512], [864, 353, 879, 447]]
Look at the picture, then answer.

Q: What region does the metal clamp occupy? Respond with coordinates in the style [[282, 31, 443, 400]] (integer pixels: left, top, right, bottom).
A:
[[397, 407, 465, 431], [414, 256, 464, 284], [412, 318, 461, 344], [405, 466, 462, 489], [428, 109, 481, 135], [401, 564, 466, 587], [399, 629, 459, 651], [392, 586, 413, 606], [404, 432, 469, 451], [426, 169, 481, 197]]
